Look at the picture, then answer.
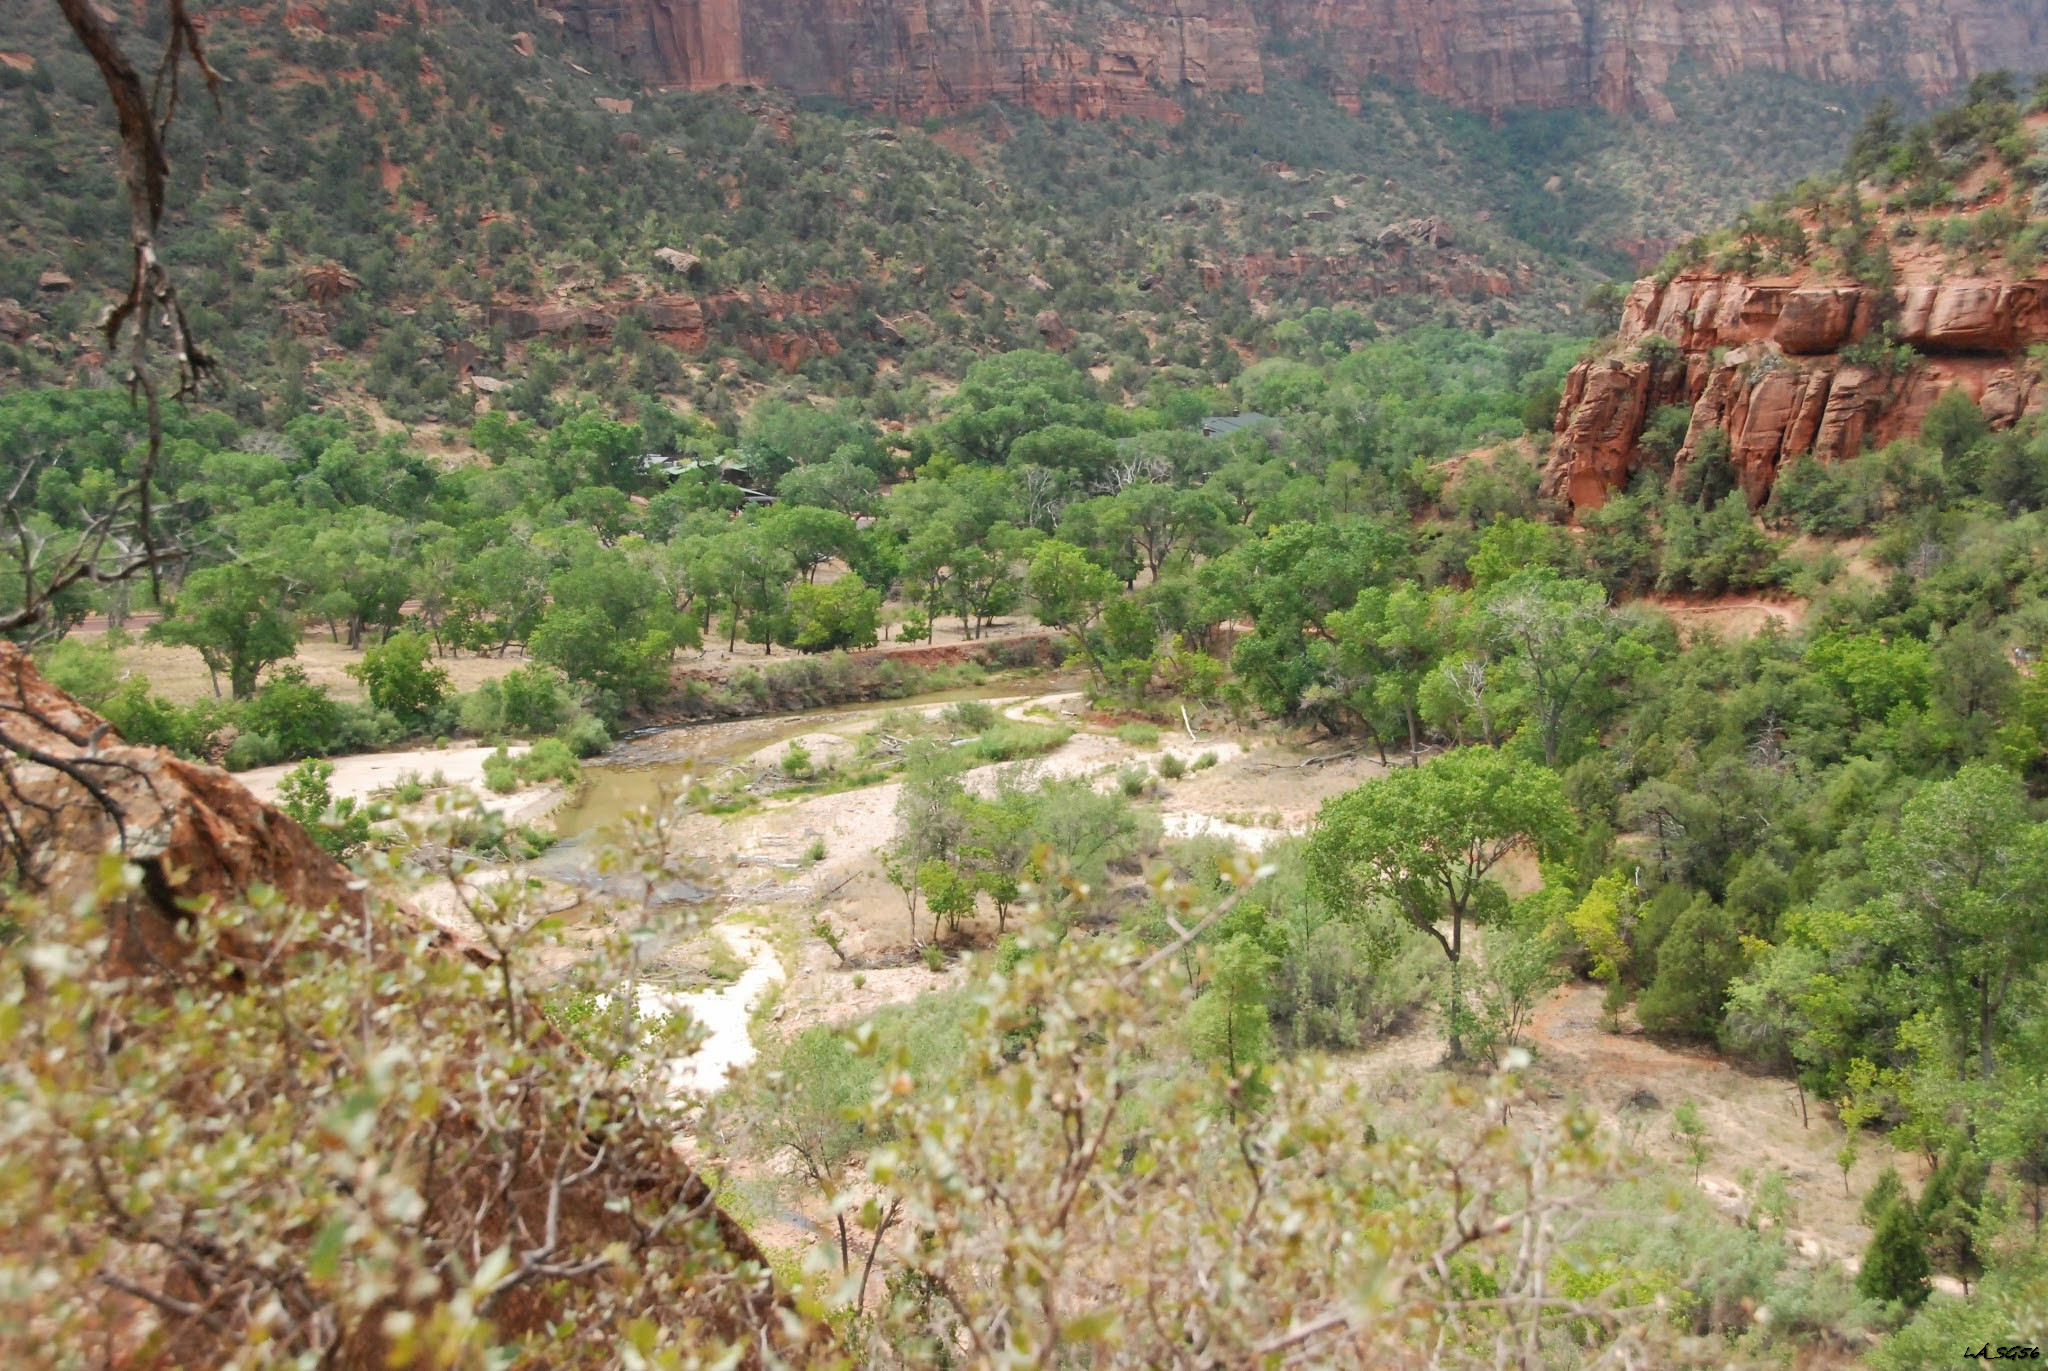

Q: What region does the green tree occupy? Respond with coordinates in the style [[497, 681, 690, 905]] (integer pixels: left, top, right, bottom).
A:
[[1870, 764, 2048, 1081], [1307, 748, 1569, 1059], [1026, 540, 1118, 673], [150, 563, 298, 700], [1185, 934, 1275, 1096], [346, 630, 451, 727], [1858, 1201, 1932, 1309], [784, 574, 882, 653], [1483, 571, 1631, 767]]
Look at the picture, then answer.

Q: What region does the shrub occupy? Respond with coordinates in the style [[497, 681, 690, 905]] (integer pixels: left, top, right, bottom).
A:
[[943, 698, 998, 732], [346, 631, 450, 728], [240, 665, 345, 760], [275, 757, 371, 856], [1118, 764, 1152, 797], [100, 678, 231, 760], [1158, 752, 1187, 779], [1194, 750, 1219, 770], [963, 721, 1072, 763], [1114, 721, 1161, 748], [482, 746, 519, 794], [517, 737, 581, 787], [556, 713, 611, 758]]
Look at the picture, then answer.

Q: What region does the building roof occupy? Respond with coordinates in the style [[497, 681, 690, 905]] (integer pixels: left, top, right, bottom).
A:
[[1200, 412, 1278, 438]]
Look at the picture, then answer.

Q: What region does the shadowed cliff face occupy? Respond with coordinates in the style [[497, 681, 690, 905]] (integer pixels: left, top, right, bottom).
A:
[[553, 0, 2048, 119]]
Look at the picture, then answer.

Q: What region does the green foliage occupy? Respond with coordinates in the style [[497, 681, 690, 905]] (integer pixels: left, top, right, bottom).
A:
[[783, 573, 882, 653], [345, 631, 450, 727], [1858, 1200, 1932, 1310], [149, 563, 297, 700], [274, 758, 370, 856]]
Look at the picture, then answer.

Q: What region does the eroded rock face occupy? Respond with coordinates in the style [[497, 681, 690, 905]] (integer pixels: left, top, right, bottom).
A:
[[554, 0, 2048, 120], [1538, 269, 2048, 512]]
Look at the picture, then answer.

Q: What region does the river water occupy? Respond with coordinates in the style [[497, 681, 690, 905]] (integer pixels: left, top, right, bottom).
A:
[[533, 681, 1040, 885]]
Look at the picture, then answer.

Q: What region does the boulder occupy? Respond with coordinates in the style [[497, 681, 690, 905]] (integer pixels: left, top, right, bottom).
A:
[[0, 643, 363, 975], [1035, 308, 1075, 350], [654, 247, 705, 278]]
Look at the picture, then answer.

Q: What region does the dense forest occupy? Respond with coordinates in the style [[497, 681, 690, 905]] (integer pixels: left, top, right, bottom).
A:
[[7, 1, 2048, 1366]]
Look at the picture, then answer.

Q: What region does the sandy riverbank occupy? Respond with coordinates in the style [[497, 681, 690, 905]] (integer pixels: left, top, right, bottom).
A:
[[236, 743, 566, 828]]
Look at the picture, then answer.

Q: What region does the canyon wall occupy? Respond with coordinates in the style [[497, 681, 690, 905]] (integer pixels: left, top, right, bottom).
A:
[[551, 0, 2048, 119], [1539, 273, 2048, 512]]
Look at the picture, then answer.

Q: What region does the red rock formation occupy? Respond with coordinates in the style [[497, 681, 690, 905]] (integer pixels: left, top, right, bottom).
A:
[[0, 643, 364, 974], [1540, 270, 2048, 512], [553, 0, 2048, 120]]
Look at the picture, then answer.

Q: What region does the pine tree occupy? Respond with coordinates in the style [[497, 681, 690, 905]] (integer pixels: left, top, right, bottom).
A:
[[1857, 1201, 1931, 1309]]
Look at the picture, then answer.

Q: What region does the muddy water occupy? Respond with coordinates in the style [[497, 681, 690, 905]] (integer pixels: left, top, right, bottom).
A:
[[546, 681, 1037, 850]]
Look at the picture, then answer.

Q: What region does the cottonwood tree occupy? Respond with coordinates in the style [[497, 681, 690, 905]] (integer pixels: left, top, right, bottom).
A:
[[1484, 570, 1634, 767], [1307, 747, 1569, 1060]]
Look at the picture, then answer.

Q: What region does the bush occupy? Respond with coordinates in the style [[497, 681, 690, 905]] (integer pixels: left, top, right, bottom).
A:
[[1117, 764, 1152, 797], [275, 758, 372, 856], [943, 698, 998, 732], [240, 665, 345, 760], [963, 721, 1072, 763], [37, 637, 120, 707], [1114, 721, 1161, 748], [1194, 750, 1219, 770], [556, 713, 611, 758], [482, 747, 519, 794], [518, 737, 581, 787], [99, 678, 231, 760], [1158, 752, 1187, 779], [346, 631, 450, 728]]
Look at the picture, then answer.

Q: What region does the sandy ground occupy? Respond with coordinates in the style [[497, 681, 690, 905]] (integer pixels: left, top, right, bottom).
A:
[[237, 743, 565, 827], [101, 628, 533, 707]]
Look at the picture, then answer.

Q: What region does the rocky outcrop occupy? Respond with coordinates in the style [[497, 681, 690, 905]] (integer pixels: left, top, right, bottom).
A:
[[0, 643, 364, 974], [1540, 272, 2048, 512], [554, 0, 2048, 120]]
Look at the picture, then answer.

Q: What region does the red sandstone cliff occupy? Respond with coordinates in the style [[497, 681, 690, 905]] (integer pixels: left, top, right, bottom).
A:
[[552, 0, 2048, 120], [1540, 272, 2048, 513]]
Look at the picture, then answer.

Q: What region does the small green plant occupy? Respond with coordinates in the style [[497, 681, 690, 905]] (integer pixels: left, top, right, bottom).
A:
[[1117, 764, 1151, 798], [482, 746, 519, 794], [1157, 752, 1187, 780], [391, 772, 427, 805], [806, 836, 827, 864], [276, 758, 372, 857], [921, 943, 946, 973], [781, 739, 815, 778], [1114, 721, 1161, 748], [943, 699, 998, 732], [1671, 1100, 1711, 1183], [1194, 750, 1219, 770]]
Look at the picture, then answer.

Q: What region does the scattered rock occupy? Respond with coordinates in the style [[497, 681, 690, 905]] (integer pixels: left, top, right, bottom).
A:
[[594, 95, 633, 115], [1034, 308, 1075, 350], [36, 269, 73, 294], [510, 30, 536, 57]]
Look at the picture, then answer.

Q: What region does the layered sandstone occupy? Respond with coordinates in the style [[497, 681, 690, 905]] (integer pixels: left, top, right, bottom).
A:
[[552, 0, 2048, 120], [1540, 272, 2048, 512]]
